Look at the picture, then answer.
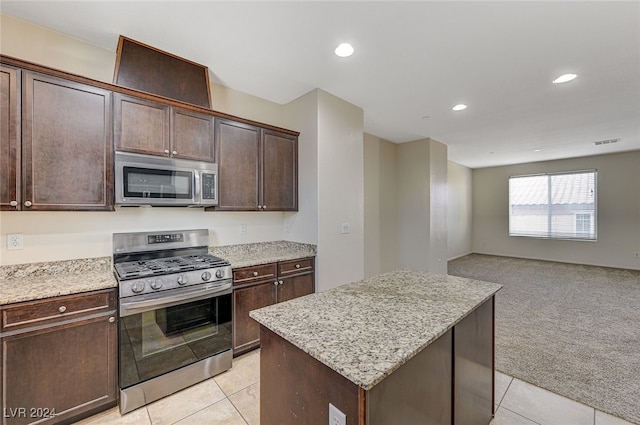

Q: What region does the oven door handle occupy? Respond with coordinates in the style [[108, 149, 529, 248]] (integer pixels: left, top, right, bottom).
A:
[[119, 282, 232, 317]]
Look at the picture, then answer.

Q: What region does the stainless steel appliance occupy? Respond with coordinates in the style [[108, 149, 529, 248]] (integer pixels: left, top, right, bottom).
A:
[[113, 229, 232, 414], [115, 151, 218, 207]]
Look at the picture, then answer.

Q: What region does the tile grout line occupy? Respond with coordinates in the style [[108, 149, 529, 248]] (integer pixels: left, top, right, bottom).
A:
[[498, 405, 544, 425], [496, 375, 514, 408]]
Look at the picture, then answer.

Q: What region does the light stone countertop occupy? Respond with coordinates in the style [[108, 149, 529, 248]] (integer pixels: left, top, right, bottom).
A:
[[210, 240, 316, 268], [0, 257, 116, 305], [250, 269, 502, 390], [0, 241, 316, 306]]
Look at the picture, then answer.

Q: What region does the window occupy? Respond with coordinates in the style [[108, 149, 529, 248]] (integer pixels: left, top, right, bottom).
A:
[[509, 170, 597, 240]]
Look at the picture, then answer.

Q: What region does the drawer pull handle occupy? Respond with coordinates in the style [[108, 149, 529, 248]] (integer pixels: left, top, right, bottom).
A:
[[253, 271, 259, 276], [295, 264, 301, 269], [109, 316, 115, 323], [58, 306, 67, 313]]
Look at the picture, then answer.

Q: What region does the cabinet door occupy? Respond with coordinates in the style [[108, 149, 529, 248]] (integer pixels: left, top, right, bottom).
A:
[[113, 93, 170, 156], [262, 129, 297, 211], [2, 314, 117, 425], [233, 280, 276, 355], [171, 107, 214, 162], [278, 273, 314, 304], [22, 71, 113, 211], [215, 119, 260, 210], [0, 65, 20, 210]]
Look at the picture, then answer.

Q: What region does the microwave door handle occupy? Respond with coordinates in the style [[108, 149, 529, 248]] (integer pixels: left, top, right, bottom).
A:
[[119, 282, 231, 317], [194, 171, 201, 201]]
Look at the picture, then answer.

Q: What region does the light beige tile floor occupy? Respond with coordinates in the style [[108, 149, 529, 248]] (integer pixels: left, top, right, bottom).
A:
[[77, 350, 635, 425]]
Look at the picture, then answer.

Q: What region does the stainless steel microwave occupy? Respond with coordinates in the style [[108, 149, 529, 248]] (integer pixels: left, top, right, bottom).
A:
[[115, 151, 218, 207]]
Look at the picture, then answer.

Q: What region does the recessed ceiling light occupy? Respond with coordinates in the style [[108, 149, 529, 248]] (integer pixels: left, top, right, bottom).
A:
[[533, 149, 542, 152], [452, 104, 467, 111], [335, 43, 354, 58], [552, 73, 577, 84]]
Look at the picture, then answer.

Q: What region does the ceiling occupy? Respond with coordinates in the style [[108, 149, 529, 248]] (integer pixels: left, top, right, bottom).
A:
[[2, 1, 639, 168]]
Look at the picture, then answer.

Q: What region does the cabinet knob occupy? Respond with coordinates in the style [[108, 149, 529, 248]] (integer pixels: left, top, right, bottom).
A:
[[279, 280, 283, 285], [24, 200, 32, 207], [108, 316, 115, 323], [253, 271, 259, 276], [274, 280, 278, 286], [262, 205, 267, 210], [9, 200, 18, 207], [172, 150, 177, 155], [58, 305, 67, 313], [164, 149, 170, 154], [295, 264, 301, 269]]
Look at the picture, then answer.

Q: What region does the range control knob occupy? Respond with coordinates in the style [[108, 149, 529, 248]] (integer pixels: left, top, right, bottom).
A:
[[150, 279, 164, 290], [201, 271, 212, 281], [131, 281, 145, 293], [215, 269, 225, 279], [177, 274, 189, 285]]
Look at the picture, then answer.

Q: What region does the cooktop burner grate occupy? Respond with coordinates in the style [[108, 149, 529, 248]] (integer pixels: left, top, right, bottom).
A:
[[114, 254, 229, 281]]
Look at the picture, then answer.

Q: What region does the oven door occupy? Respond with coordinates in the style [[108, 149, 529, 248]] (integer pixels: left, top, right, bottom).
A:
[[118, 282, 232, 390]]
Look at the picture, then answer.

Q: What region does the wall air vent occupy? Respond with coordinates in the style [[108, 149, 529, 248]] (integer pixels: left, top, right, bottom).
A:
[[593, 138, 620, 146]]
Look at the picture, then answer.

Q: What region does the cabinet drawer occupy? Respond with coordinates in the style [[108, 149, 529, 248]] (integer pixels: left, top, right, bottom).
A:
[[278, 258, 315, 276], [1, 288, 116, 332], [233, 263, 277, 285]]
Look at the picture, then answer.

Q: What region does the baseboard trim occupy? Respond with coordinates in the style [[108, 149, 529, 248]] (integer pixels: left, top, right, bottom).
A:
[[464, 251, 640, 272]]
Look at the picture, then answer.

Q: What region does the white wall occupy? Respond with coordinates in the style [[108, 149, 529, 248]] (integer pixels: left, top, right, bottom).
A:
[[472, 150, 640, 270], [447, 161, 473, 259], [363, 133, 398, 277], [0, 14, 291, 265], [282, 91, 319, 245], [316, 90, 365, 290], [396, 138, 448, 274]]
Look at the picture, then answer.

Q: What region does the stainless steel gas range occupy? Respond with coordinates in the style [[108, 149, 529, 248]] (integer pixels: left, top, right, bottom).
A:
[[113, 229, 232, 414]]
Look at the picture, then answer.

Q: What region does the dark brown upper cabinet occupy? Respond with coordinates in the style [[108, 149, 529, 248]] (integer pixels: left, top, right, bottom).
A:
[[6, 70, 113, 211], [114, 93, 214, 162], [214, 119, 298, 211], [262, 129, 298, 211], [0, 65, 21, 211]]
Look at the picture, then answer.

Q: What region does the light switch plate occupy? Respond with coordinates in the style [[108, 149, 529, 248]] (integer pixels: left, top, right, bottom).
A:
[[341, 223, 350, 234]]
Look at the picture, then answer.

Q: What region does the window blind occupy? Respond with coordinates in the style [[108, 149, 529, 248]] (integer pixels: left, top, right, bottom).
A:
[[509, 170, 597, 240]]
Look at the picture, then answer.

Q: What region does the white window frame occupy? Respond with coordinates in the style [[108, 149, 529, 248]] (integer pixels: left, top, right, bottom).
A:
[[509, 170, 598, 241]]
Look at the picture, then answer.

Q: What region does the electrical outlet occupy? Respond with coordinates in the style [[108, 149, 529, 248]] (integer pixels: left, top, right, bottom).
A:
[[329, 403, 346, 425], [239, 224, 247, 235], [7, 234, 23, 250], [341, 223, 350, 234], [634, 251, 640, 259]]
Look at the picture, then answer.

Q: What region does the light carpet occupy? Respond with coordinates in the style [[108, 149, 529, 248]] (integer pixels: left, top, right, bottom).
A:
[[448, 254, 640, 424]]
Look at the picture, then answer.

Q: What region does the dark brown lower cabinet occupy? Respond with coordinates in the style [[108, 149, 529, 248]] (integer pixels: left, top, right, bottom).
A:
[[232, 258, 315, 356], [0, 290, 117, 425], [233, 280, 278, 355]]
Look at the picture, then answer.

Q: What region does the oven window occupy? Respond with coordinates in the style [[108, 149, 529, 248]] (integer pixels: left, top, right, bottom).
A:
[[123, 166, 192, 199], [119, 293, 231, 389]]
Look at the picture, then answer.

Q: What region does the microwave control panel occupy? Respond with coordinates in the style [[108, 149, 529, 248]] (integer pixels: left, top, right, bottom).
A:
[[202, 173, 216, 200]]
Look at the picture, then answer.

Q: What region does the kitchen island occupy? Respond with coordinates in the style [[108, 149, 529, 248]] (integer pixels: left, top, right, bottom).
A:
[[250, 270, 502, 425]]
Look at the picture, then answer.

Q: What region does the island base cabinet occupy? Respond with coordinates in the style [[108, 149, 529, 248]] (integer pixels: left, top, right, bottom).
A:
[[367, 330, 452, 425], [453, 297, 494, 425], [259, 296, 495, 425], [260, 326, 362, 425]]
